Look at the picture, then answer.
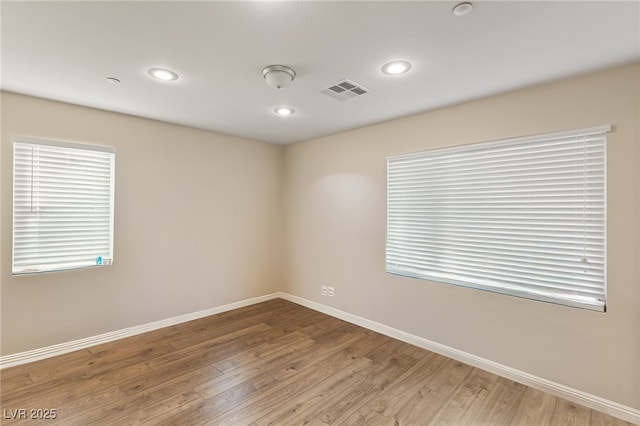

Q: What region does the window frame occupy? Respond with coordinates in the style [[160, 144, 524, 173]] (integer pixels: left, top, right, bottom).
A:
[[12, 136, 116, 275], [386, 125, 609, 312]]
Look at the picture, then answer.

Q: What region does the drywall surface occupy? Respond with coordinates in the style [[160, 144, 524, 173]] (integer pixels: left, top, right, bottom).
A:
[[283, 63, 640, 408], [1, 92, 284, 355]]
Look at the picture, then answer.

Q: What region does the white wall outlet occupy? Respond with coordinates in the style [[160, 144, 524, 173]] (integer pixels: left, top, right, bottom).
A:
[[321, 285, 328, 296], [327, 286, 335, 297]]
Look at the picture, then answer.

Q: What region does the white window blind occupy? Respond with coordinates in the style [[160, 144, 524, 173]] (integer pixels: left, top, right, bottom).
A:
[[12, 137, 115, 274], [386, 126, 608, 311]]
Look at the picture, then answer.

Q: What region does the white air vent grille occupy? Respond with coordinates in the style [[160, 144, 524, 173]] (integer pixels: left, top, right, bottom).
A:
[[317, 79, 369, 101]]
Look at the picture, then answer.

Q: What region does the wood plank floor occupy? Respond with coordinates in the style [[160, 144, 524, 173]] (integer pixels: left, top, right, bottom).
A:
[[0, 299, 632, 425]]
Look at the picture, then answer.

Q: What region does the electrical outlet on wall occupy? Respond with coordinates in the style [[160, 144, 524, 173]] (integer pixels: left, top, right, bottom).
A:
[[321, 285, 328, 296], [327, 286, 335, 297]]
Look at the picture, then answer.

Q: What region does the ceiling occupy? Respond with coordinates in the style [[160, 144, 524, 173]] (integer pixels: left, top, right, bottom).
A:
[[2, 1, 639, 145]]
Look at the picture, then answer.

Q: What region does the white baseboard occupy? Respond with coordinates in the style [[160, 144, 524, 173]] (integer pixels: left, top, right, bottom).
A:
[[0, 293, 280, 370], [278, 293, 640, 425], [1, 292, 638, 424]]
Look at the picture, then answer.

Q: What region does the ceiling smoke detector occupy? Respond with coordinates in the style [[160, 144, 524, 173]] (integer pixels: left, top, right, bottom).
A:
[[262, 65, 296, 89], [452, 2, 473, 16]]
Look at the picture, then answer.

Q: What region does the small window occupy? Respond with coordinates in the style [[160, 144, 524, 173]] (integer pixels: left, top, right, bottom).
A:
[[12, 137, 115, 274], [386, 126, 608, 311]]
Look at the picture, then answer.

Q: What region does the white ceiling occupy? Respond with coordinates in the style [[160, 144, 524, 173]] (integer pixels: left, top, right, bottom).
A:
[[2, 1, 639, 145]]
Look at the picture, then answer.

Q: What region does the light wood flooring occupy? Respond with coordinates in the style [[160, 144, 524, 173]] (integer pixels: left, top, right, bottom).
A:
[[0, 298, 632, 425]]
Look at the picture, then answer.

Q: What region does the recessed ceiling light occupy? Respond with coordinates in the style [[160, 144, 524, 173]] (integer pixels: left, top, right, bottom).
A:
[[148, 67, 179, 81], [274, 107, 295, 116], [381, 61, 412, 75], [453, 2, 473, 16], [106, 77, 120, 84]]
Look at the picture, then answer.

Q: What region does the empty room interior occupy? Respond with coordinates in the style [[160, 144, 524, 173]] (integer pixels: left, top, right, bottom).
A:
[[1, 1, 639, 425]]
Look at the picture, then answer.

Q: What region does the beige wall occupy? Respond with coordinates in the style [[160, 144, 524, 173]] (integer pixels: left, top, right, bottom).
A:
[[1, 92, 284, 355], [2, 64, 638, 410], [283, 64, 640, 408]]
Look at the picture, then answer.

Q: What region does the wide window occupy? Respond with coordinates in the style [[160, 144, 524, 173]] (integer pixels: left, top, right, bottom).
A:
[[386, 126, 608, 311], [12, 137, 115, 274]]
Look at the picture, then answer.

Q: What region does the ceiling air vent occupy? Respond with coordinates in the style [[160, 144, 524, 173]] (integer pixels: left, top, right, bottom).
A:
[[317, 79, 369, 101]]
